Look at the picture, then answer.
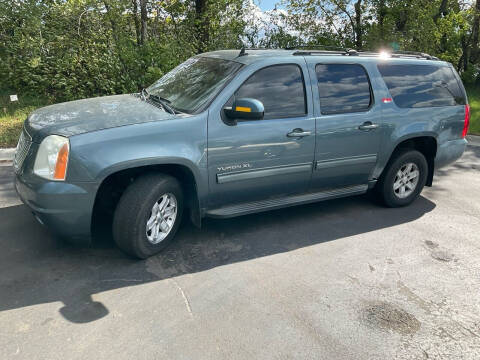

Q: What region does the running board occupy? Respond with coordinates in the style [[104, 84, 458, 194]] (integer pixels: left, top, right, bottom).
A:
[[205, 184, 368, 218]]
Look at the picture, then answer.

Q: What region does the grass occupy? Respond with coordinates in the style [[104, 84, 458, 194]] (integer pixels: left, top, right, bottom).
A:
[[0, 87, 479, 148], [0, 94, 51, 148], [466, 86, 480, 135]]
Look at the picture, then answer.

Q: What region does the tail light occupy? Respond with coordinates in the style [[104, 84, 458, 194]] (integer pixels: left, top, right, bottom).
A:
[[462, 104, 470, 138]]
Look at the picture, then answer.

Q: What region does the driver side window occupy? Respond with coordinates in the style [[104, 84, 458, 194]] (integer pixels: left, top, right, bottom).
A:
[[233, 64, 307, 120]]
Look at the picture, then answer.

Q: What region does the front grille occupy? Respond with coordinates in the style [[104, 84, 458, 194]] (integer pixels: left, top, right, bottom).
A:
[[13, 130, 32, 173]]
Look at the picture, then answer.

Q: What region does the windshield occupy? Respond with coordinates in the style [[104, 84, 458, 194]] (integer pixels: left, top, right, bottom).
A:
[[147, 57, 243, 114]]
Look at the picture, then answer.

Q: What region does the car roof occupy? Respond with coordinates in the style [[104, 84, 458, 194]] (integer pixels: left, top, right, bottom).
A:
[[200, 49, 450, 67]]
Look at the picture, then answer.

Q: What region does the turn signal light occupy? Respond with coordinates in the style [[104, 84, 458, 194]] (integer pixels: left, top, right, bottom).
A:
[[54, 143, 69, 180]]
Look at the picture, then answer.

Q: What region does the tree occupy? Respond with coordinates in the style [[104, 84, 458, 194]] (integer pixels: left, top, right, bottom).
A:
[[472, 0, 480, 63], [1, 0, 479, 100], [285, 0, 369, 48], [140, 0, 148, 45], [195, 0, 209, 53], [131, 0, 141, 46]]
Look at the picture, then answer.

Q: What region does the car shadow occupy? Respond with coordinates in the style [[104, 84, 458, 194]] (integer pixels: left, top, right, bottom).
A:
[[0, 193, 436, 324]]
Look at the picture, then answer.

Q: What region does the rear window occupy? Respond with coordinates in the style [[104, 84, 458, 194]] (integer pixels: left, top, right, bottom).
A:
[[377, 64, 466, 108], [315, 64, 372, 115]]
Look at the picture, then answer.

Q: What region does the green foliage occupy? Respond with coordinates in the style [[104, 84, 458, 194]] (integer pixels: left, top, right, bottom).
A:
[[0, 0, 246, 102], [0, 0, 479, 146], [462, 65, 480, 85], [283, 0, 479, 74], [0, 93, 51, 148], [467, 86, 480, 135]]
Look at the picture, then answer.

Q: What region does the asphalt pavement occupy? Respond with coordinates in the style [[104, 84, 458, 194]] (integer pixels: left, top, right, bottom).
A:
[[0, 145, 479, 359]]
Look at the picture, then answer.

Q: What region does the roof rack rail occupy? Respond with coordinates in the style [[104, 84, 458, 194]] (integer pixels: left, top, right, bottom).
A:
[[235, 46, 440, 61], [285, 45, 347, 51], [391, 51, 439, 60], [291, 48, 359, 56], [289, 48, 439, 60]]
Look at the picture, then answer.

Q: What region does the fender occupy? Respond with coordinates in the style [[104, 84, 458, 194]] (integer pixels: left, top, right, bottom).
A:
[[67, 114, 209, 214], [373, 131, 438, 182]]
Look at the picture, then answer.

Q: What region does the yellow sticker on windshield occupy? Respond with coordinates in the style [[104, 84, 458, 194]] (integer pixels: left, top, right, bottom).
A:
[[236, 106, 251, 112]]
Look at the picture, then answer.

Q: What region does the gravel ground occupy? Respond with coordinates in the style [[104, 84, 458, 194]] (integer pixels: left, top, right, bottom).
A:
[[0, 145, 479, 360]]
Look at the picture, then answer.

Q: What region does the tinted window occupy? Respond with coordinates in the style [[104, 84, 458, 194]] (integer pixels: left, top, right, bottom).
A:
[[316, 64, 372, 115], [235, 64, 306, 119], [377, 64, 466, 108]]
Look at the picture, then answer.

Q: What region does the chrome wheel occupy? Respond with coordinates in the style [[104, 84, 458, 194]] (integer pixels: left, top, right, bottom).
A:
[[393, 162, 419, 199], [146, 193, 177, 244]]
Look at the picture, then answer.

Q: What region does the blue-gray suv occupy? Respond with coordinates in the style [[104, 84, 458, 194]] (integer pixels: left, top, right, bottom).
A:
[[14, 48, 470, 258]]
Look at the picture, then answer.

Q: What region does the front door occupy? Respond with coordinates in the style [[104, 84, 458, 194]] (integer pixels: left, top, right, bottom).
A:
[[207, 60, 315, 209], [307, 61, 383, 191]]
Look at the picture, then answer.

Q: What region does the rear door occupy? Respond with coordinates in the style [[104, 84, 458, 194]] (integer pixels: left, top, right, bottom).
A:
[[307, 60, 383, 191], [207, 59, 316, 209]]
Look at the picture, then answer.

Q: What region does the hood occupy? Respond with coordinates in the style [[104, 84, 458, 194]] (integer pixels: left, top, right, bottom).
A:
[[25, 94, 178, 142]]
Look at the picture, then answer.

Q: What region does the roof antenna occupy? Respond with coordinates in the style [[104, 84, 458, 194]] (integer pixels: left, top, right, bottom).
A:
[[238, 46, 248, 57]]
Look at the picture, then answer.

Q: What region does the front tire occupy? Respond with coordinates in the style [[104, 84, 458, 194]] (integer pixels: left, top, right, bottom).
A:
[[377, 150, 428, 207], [113, 173, 183, 259]]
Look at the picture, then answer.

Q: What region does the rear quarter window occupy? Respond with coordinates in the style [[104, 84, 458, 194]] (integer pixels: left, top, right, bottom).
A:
[[377, 64, 466, 108]]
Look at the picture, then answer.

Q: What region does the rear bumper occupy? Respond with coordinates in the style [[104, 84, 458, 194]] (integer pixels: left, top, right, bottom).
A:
[[15, 173, 98, 244], [435, 138, 467, 169]]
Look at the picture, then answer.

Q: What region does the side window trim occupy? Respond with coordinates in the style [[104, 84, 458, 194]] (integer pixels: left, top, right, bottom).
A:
[[227, 63, 309, 121], [315, 63, 375, 116]]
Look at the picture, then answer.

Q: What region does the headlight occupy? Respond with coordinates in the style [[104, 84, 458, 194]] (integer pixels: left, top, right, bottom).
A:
[[34, 135, 70, 180]]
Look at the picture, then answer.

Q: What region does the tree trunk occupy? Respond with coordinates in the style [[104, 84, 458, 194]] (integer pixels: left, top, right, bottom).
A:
[[472, 0, 480, 62], [378, 0, 386, 44], [433, 0, 448, 24], [195, 0, 209, 53], [131, 0, 141, 46], [140, 0, 148, 45], [354, 0, 362, 50], [458, 34, 469, 72], [395, 0, 413, 33]]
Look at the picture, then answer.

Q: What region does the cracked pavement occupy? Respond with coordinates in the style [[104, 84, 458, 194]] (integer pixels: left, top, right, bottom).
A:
[[0, 144, 479, 359]]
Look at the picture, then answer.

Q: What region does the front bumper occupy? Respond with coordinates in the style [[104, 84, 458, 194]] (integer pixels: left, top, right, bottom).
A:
[[15, 172, 98, 244], [435, 138, 468, 169]]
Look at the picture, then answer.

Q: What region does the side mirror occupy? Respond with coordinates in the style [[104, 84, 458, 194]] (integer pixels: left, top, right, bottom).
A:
[[224, 98, 264, 121]]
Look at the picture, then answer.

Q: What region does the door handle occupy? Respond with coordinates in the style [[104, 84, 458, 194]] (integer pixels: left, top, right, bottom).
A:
[[358, 122, 379, 131], [287, 128, 312, 138]]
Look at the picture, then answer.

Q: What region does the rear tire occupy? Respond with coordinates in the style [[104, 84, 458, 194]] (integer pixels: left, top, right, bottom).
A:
[[377, 150, 428, 207], [113, 173, 183, 259]]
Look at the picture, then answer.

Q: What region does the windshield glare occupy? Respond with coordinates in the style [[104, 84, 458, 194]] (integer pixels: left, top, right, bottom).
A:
[[147, 57, 242, 114]]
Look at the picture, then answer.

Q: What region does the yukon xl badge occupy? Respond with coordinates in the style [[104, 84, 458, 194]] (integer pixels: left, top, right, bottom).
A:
[[217, 163, 251, 172]]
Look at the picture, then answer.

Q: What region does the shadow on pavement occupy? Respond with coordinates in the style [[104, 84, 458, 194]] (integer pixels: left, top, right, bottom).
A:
[[0, 192, 436, 324]]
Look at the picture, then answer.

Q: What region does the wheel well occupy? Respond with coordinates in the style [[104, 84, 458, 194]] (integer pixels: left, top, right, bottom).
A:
[[389, 136, 437, 187], [91, 164, 200, 239]]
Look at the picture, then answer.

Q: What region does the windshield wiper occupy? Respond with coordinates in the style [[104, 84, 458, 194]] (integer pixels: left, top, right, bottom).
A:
[[148, 94, 176, 114], [141, 88, 149, 101]]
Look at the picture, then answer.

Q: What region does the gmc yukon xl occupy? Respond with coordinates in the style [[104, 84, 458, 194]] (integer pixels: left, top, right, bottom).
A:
[[14, 48, 469, 258]]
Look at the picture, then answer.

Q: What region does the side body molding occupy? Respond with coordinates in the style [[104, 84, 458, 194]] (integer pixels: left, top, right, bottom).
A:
[[315, 155, 377, 170], [217, 163, 312, 184]]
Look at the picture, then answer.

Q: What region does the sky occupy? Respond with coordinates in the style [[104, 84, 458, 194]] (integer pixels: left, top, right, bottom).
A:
[[257, 0, 281, 11]]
